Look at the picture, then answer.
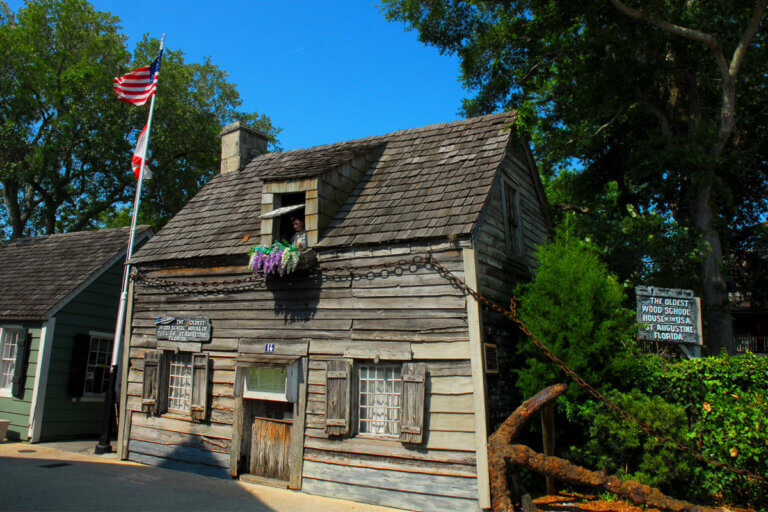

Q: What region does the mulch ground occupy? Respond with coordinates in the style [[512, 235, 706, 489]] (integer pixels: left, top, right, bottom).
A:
[[533, 492, 757, 512]]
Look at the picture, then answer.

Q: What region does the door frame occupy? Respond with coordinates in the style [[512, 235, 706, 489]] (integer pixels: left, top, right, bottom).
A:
[[230, 350, 308, 490]]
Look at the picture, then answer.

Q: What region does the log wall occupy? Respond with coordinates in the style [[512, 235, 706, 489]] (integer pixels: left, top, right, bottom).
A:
[[123, 241, 482, 511]]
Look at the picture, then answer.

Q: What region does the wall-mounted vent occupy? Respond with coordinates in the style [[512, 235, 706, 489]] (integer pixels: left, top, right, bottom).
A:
[[483, 343, 499, 374]]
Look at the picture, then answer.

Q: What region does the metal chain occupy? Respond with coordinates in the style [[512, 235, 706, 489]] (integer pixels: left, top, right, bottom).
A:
[[133, 252, 766, 485], [425, 253, 768, 486]]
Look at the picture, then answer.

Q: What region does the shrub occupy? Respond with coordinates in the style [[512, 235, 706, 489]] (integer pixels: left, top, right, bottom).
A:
[[514, 228, 638, 402]]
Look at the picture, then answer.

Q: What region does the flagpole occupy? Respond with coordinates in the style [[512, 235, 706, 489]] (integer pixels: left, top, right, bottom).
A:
[[96, 35, 165, 455]]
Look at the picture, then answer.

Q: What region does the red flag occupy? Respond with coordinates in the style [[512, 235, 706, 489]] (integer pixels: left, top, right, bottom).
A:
[[132, 124, 153, 179], [113, 51, 162, 106]]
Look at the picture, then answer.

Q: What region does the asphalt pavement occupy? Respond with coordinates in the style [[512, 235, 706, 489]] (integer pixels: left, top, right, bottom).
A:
[[0, 441, 397, 512]]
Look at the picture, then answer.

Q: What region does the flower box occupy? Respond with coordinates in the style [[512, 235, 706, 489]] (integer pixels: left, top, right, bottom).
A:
[[248, 243, 316, 277]]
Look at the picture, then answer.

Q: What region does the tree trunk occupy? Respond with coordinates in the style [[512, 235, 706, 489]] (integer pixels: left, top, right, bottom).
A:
[[2, 181, 25, 239], [693, 168, 734, 354]]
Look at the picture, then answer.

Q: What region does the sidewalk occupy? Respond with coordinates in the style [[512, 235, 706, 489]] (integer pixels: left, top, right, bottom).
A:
[[0, 441, 398, 512]]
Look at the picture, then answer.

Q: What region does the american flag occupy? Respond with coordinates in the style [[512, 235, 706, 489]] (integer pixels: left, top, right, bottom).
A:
[[113, 51, 163, 106]]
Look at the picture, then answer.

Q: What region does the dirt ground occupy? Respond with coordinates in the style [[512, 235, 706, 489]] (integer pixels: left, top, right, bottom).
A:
[[533, 492, 757, 512]]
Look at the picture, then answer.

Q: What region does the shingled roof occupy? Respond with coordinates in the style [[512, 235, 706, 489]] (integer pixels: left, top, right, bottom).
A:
[[0, 226, 152, 321], [132, 111, 517, 264]]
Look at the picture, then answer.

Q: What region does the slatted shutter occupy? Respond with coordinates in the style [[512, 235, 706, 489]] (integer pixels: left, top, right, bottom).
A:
[[190, 353, 209, 421], [67, 333, 91, 397], [11, 329, 29, 399], [142, 350, 165, 415], [325, 359, 352, 436], [400, 362, 426, 444]]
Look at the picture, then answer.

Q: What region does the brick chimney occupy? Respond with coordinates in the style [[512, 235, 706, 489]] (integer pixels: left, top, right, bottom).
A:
[[219, 121, 269, 173]]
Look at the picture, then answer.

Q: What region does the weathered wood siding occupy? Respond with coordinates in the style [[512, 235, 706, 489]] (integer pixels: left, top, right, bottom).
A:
[[0, 323, 42, 440], [124, 241, 482, 510], [39, 261, 123, 440], [474, 144, 550, 428]]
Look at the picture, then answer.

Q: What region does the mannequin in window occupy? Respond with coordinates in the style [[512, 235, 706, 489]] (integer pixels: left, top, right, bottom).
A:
[[290, 216, 308, 249]]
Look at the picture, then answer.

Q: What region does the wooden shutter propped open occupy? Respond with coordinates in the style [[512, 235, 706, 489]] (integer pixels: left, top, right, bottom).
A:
[[190, 353, 210, 421], [142, 350, 165, 415], [67, 333, 91, 398], [11, 329, 29, 399], [400, 362, 426, 444], [325, 359, 352, 436]]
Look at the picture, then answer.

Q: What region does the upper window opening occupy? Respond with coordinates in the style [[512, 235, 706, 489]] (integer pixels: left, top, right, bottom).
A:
[[273, 192, 306, 247], [502, 180, 522, 255]]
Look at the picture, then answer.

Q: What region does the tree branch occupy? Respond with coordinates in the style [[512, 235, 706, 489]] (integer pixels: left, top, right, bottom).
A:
[[607, 0, 715, 45], [634, 87, 673, 139], [729, 0, 767, 79]]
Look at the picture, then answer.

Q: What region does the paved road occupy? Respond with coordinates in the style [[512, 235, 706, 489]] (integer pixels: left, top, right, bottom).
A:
[[0, 442, 397, 512]]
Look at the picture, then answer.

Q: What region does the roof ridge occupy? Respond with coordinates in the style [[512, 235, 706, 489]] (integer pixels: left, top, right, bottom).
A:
[[0, 225, 151, 246], [247, 110, 517, 165]]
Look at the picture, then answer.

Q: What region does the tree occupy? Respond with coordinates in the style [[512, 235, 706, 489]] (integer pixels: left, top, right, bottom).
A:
[[0, 0, 279, 237], [382, 1, 768, 353]]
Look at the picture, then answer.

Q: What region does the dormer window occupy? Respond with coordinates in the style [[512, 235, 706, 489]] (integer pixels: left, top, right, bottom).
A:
[[262, 192, 306, 246]]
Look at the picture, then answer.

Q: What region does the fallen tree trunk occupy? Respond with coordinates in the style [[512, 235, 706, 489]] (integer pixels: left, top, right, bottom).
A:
[[488, 384, 719, 512], [488, 384, 568, 512], [505, 444, 718, 512]]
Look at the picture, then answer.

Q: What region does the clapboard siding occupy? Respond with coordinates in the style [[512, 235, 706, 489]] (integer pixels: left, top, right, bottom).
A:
[[302, 478, 481, 512], [125, 241, 481, 510], [0, 322, 40, 440], [474, 146, 549, 429], [40, 261, 124, 441]]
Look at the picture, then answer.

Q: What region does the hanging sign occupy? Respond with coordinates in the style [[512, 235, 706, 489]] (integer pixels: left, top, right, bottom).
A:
[[635, 286, 702, 345], [156, 316, 211, 342]]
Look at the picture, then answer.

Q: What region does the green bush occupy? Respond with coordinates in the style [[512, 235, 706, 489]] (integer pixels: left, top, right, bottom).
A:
[[567, 389, 692, 491], [514, 228, 638, 401]]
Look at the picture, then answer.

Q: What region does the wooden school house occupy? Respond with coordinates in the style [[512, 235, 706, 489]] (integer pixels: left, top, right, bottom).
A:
[[117, 112, 550, 511], [0, 226, 152, 442]]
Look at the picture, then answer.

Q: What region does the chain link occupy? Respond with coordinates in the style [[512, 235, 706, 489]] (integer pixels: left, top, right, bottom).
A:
[[133, 251, 766, 485]]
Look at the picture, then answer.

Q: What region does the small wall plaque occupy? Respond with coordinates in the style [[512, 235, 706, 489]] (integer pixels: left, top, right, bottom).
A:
[[156, 317, 211, 342]]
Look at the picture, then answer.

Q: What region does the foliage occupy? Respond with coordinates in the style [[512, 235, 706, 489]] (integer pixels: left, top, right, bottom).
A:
[[382, 0, 768, 349], [569, 353, 768, 507], [248, 242, 300, 277], [567, 389, 692, 492], [0, 0, 279, 237], [513, 224, 638, 402]]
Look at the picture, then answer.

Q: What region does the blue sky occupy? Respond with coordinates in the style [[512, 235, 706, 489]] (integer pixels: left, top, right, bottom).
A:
[[7, 1, 469, 151]]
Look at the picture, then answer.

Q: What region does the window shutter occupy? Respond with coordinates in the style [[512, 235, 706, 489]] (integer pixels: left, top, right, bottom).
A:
[[11, 329, 29, 399], [142, 350, 164, 415], [399, 362, 426, 444], [325, 359, 352, 436], [67, 333, 91, 398], [190, 353, 210, 421]]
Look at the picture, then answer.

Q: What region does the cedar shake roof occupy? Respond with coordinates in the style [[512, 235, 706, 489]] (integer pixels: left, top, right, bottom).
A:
[[132, 111, 517, 264], [0, 226, 152, 321]]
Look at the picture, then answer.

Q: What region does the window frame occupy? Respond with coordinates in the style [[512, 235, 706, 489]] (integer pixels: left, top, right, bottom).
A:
[[0, 325, 23, 398], [81, 331, 114, 399], [501, 177, 523, 255], [355, 362, 403, 440], [166, 351, 194, 415]]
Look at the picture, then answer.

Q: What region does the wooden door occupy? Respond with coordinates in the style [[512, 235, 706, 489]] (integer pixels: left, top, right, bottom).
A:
[[248, 401, 293, 481]]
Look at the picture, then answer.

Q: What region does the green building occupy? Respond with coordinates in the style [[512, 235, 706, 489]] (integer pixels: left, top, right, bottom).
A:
[[0, 226, 151, 442]]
